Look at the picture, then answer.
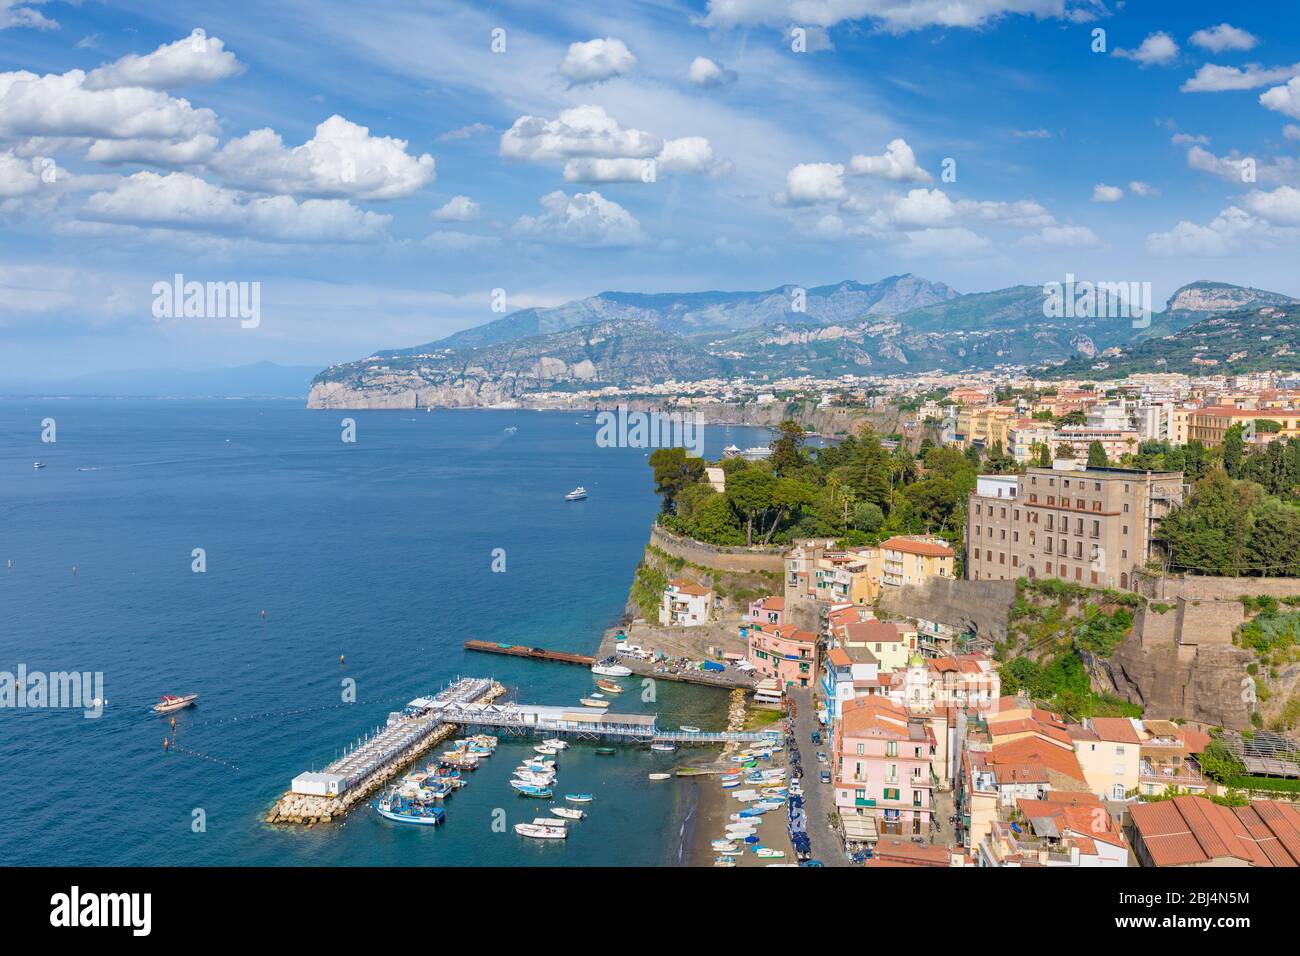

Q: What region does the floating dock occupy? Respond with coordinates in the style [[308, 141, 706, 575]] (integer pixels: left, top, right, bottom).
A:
[[266, 677, 504, 826], [463, 640, 595, 666]]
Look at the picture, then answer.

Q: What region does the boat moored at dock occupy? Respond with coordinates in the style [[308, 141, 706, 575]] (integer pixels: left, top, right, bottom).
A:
[[373, 795, 445, 826]]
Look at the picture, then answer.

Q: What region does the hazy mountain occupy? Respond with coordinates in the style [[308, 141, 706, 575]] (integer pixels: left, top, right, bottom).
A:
[[418, 274, 959, 352], [1164, 280, 1296, 317], [2, 362, 321, 398]]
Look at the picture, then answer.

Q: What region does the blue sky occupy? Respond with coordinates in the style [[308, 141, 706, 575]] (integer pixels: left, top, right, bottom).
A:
[[1, 0, 1299, 378]]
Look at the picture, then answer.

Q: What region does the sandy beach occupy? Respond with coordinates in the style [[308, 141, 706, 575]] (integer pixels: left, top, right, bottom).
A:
[[683, 764, 797, 867]]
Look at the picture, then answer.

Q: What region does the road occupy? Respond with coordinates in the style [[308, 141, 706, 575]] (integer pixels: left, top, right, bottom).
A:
[[788, 686, 851, 867]]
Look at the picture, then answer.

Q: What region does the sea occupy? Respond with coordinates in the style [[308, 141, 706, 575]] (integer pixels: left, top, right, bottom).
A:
[[0, 399, 780, 866]]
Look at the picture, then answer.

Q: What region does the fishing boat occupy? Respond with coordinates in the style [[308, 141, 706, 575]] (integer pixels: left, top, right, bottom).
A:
[[513, 772, 555, 787], [32, 461, 46, 470], [373, 795, 445, 827], [578, 698, 609, 709], [591, 659, 632, 677], [534, 744, 560, 755], [650, 742, 676, 752], [550, 806, 585, 820], [718, 845, 744, 856], [564, 486, 588, 501], [440, 752, 480, 769], [510, 781, 553, 798], [594, 747, 617, 756], [648, 773, 671, 781], [152, 693, 198, 714], [564, 793, 594, 804], [755, 847, 786, 859], [594, 679, 623, 694], [541, 738, 568, 750], [713, 856, 736, 867], [679, 725, 701, 734], [514, 821, 566, 840], [720, 778, 740, 789]]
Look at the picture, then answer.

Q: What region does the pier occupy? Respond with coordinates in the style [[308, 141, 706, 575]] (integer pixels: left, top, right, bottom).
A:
[[266, 677, 504, 826], [463, 640, 595, 666], [428, 699, 781, 746]]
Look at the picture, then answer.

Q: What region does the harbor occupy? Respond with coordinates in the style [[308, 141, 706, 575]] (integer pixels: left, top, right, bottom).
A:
[[267, 677, 505, 825], [463, 640, 595, 666]]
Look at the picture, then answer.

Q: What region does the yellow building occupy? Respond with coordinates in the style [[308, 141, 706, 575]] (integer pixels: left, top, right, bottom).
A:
[[1188, 406, 1300, 446], [1069, 717, 1142, 801], [880, 536, 955, 589]]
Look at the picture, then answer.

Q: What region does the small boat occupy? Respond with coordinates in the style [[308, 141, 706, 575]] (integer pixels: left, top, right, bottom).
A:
[[564, 793, 593, 804], [679, 725, 701, 734], [755, 847, 786, 859], [720, 779, 740, 789], [650, 743, 676, 753], [564, 486, 588, 501], [510, 781, 553, 798], [513, 772, 555, 787], [541, 738, 568, 750], [648, 773, 671, 781], [591, 659, 632, 677], [515, 821, 566, 840], [32, 462, 46, 470], [550, 807, 585, 820], [534, 744, 560, 755], [713, 856, 737, 867], [373, 795, 445, 826], [579, 698, 609, 709], [594, 747, 617, 756], [152, 694, 198, 714], [718, 846, 744, 856], [594, 679, 623, 694]]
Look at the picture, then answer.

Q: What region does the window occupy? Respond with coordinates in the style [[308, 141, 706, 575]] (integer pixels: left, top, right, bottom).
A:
[[856, 743, 864, 755], [1111, 784, 1125, 800]]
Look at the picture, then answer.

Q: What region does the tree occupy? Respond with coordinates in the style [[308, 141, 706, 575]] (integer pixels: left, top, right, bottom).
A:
[[726, 468, 775, 546], [1087, 440, 1109, 468], [1223, 424, 1245, 479], [1054, 441, 1075, 460], [769, 420, 807, 476], [1197, 740, 1246, 784], [1034, 441, 1051, 468], [648, 447, 704, 513]]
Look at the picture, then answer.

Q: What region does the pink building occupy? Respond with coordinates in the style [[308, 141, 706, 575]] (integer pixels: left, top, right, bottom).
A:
[[834, 697, 935, 838], [747, 623, 817, 689], [746, 595, 786, 628]]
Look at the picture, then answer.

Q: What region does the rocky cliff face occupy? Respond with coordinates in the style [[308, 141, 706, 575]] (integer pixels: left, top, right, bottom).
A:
[[1166, 280, 1295, 315]]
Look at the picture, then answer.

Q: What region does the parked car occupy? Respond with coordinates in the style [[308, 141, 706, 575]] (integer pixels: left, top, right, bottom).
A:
[[816, 751, 829, 764], [819, 770, 831, 784], [810, 731, 822, 745]]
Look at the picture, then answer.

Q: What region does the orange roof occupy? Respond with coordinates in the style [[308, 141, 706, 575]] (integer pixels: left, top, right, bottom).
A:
[[826, 647, 852, 668], [987, 717, 1075, 749], [1017, 797, 1128, 849], [1089, 717, 1142, 745], [755, 596, 785, 611], [839, 697, 908, 739], [1130, 796, 1300, 867], [989, 736, 1087, 783], [667, 579, 711, 596], [842, 619, 903, 644], [880, 536, 955, 558]]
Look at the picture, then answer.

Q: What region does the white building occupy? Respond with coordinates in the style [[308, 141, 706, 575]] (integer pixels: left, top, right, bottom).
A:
[[659, 579, 712, 627]]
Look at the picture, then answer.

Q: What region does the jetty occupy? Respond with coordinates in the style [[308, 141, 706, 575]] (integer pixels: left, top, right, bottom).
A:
[[463, 640, 595, 666], [266, 677, 504, 826]]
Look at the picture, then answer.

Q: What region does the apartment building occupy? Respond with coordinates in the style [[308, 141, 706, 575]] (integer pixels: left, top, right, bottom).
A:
[[1137, 401, 1192, 445], [965, 462, 1184, 590], [659, 579, 712, 627], [833, 697, 935, 838], [880, 536, 955, 589], [1189, 405, 1300, 445], [1052, 425, 1140, 466]]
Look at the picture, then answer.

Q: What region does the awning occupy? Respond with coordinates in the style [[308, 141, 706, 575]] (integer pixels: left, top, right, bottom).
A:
[[842, 812, 878, 842]]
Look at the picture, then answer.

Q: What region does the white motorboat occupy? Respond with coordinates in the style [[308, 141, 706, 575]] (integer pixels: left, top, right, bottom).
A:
[[534, 744, 560, 755], [541, 738, 568, 750], [591, 659, 632, 677], [514, 822, 566, 840], [564, 486, 588, 501], [648, 773, 671, 781], [550, 807, 585, 820]]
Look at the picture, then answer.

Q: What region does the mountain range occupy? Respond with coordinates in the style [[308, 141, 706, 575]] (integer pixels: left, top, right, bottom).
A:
[[307, 277, 1298, 408]]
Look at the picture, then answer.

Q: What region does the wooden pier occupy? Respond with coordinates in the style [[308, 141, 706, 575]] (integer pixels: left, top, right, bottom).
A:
[[463, 640, 595, 666]]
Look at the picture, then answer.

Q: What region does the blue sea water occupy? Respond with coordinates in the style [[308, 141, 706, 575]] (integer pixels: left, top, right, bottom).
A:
[[0, 400, 775, 866]]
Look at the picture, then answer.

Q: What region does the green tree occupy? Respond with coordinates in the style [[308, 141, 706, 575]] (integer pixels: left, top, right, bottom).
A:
[[1086, 440, 1109, 468], [648, 447, 704, 513], [726, 468, 775, 546], [1223, 424, 1245, 479], [769, 420, 807, 476], [1197, 740, 1246, 783]]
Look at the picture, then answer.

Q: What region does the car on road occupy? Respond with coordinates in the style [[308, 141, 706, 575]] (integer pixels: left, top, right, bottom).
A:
[[819, 770, 831, 784], [810, 730, 821, 745], [816, 751, 829, 764]]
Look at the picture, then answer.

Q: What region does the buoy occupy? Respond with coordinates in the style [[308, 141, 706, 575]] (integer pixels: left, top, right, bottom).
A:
[[339, 654, 345, 665], [163, 738, 170, 750], [170, 717, 176, 730], [260, 609, 267, 619], [72, 564, 77, 575]]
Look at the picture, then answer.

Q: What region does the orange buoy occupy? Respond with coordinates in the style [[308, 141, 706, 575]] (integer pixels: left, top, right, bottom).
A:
[[163, 738, 170, 750], [339, 654, 345, 665]]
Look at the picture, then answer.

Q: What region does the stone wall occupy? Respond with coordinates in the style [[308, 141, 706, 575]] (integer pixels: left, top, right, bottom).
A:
[[1134, 570, 1300, 602], [877, 577, 1017, 644], [1175, 597, 1245, 646], [648, 524, 786, 574]]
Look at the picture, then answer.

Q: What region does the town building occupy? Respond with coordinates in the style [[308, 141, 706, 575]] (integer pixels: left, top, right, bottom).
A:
[[658, 579, 712, 627], [880, 536, 955, 589], [978, 792, 1130, 867], [746, 595, 786, 628], [965, 462, 1184, 590], [833, 697, 935, 840], [746, 622, 817, 689]]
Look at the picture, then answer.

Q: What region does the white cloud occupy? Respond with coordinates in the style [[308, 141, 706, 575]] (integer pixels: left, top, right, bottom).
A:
[[0, 69, 219, 146], [433, 195, 479, 222], [79, 171, 390, 243], [0, 0, 55, 30], [85, 134, 219, 166], [1017, 224, 1101, 249], [1091, 183, 1123, 202], [559, 38, 636, 87], [847, 138, 931, 183], [889, 187, 954, 226], [1113, 32, 1179, 67], [0, 148, 45, 197], [563, 157, 654, 183], [83, 33, 246, 90], [1242, 185, 1300, 226], [1012, 128, 1051, 139], [1182, 63, 1300, 93], [1145, 205, 1300, 257], [513, 189, 645, 247], [1184, 145, 1300, 186], [436, 122, 493, 142], [1285, 125, 1300, 142], [1171, 132, 1210, 145], [1261, 77, 1300, 120], [1128, 180, 1158, 197], [777, 162, 846, 205], [657, 136, 723, 174], [1188, 23, 1258, 53], [500, 106, 661, 163], [208, 115, 435, 200], [688, 56, 736, 88], [701, 0, 1092, 33]]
